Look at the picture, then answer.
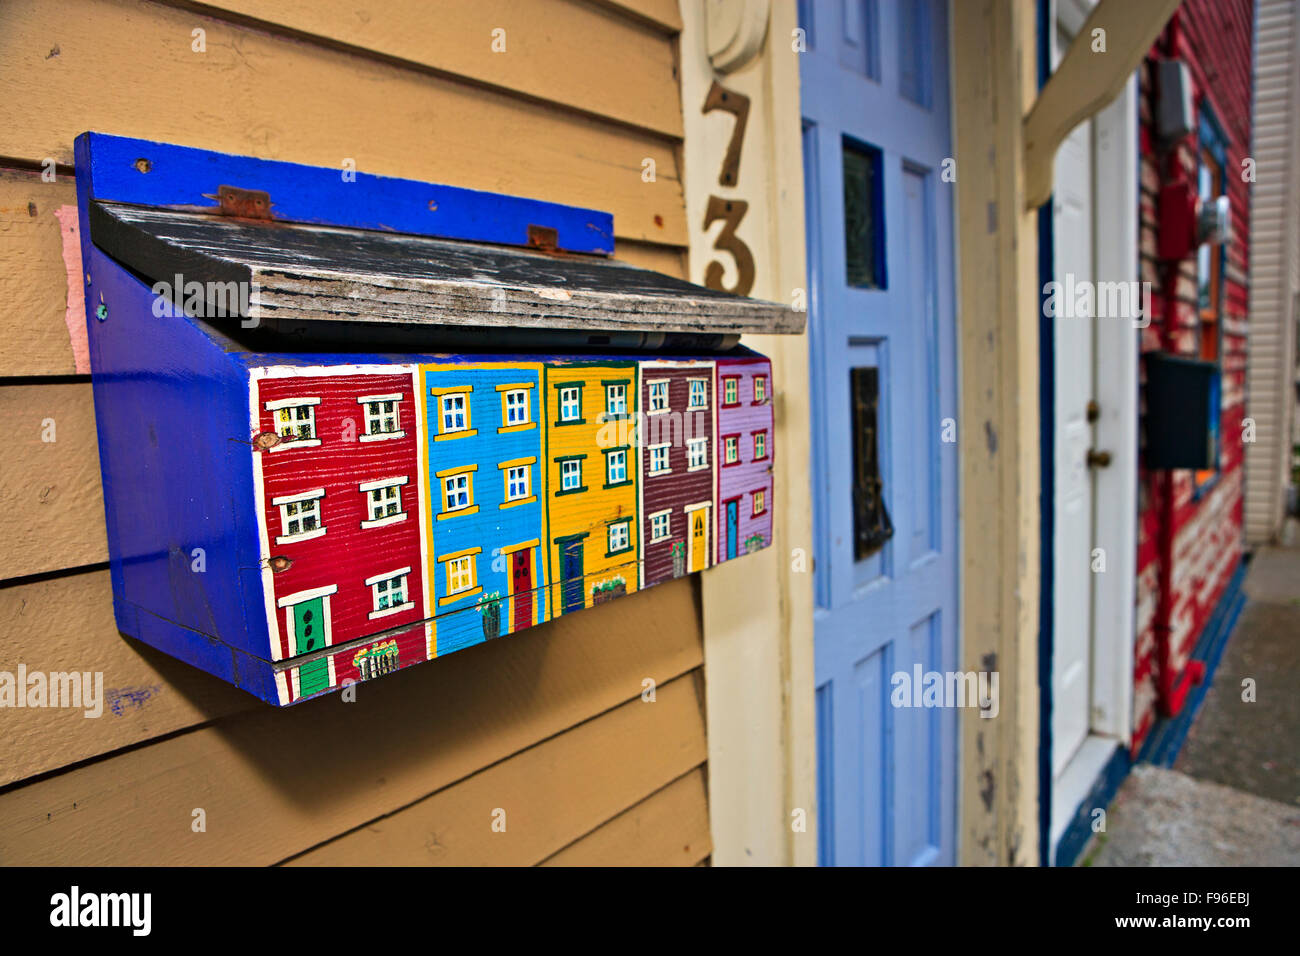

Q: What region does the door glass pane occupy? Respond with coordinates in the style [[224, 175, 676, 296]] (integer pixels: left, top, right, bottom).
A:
[[843, 138, 886, 289]]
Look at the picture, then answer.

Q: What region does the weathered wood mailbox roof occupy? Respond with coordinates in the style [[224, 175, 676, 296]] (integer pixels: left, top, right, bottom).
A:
[[90, 201, 801, 335], [78, 132, 801, 340]]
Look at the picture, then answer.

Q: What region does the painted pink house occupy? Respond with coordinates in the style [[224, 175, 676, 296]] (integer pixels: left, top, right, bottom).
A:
[[714, 354, 773, 562]]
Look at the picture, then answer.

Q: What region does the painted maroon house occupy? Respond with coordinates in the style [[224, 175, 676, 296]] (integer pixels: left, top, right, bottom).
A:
[[252, 366, 428, 701], [1132, 0, 1253, 751], [639, 360, 716, 586], [715, 355, 774, 563]]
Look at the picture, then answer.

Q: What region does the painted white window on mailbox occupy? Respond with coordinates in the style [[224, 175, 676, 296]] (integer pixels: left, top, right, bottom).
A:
[[359, 393, 403, 440]]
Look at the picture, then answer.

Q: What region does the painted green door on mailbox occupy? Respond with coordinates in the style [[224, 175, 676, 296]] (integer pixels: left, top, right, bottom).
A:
[[292, 597, 329, 697]]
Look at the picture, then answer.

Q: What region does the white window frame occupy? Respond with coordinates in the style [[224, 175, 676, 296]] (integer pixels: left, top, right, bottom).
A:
[[688, 378, 709, 410], [559, 386, 582, 422], [443, 472, 473, 512], [649, 509, 672, 542], [607, 519, 631, 554], [648, 443, 671, 476], [503, 389, 531, 426], [754, 430, 768, 460], [359, 476, 408, 528], [560, 458, 582, 491], [687, 437, 709, 472], [753, 489, 767, 516], [446, 555, 476, 596], [440, 392, 470, 434], [647, 379, 670, 414], [506, 465, 530, 501], [366, 566, 414, 620], [606, 448, 627, 485], [605, 383, 628, 417], [272, 488, 326, 544], [724, 435, 740, 465], [357, 393, 405, 442], [264, 397, 322, 451], [754, 376, 768, 403]]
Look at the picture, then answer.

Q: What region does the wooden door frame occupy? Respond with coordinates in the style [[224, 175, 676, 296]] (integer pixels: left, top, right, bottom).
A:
[[1043, 0, 1139, 862], [678, 0, 818, 866]]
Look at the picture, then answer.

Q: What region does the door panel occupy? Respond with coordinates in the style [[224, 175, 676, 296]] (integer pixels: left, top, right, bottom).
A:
[[511, 550, 533, 630], [1050, 28, 1098, 778], [292, 597, 324, 655], [560, 540, 584, 613], [725, 500, 738, 560], [802, 0, 958, 866], [689, 507, 709, 573], [291, 596, 328, 698]]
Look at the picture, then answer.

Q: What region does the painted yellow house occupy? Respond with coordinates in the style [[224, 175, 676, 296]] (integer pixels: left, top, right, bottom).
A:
[[542, 360, 640, 617]]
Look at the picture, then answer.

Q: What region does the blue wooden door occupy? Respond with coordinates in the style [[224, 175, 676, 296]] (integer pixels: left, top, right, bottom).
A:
[[725, 500, 739, 560], [800, 0, 959, 866], [560, 538, 584, 613]]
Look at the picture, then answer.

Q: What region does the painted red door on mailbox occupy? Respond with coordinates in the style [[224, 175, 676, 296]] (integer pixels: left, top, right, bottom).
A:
[[511, 550, 533, 630]]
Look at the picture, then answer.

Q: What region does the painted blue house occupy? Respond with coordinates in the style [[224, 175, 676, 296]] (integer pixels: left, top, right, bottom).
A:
[[422, 361, 547, 656]]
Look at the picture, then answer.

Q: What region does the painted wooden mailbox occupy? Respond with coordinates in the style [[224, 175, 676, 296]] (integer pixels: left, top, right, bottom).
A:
[[74, 133, 801, 705]]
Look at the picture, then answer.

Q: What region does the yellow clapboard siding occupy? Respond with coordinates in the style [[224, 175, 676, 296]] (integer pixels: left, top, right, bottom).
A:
[[0, 169, 80, 376], [0, 577, 702, 865], [0, 569, 256, 786], [540, 767, 711, 866], [589, 0, 683, 34], [187, 0, 683, 138], [285, 673, 705, 865], [0, 0, 687, 246], [614, 238, 688, 278], [0, 383, 106, 580]]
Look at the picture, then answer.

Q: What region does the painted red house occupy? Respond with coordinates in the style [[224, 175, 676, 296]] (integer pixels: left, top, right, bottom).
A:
[[1133, 0, 1253, 751], [251, 365, 429, 702], [639, 359, 716, 586]]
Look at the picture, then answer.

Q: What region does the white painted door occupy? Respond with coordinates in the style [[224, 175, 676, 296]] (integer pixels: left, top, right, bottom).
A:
[[1050, 27, 1097, 779]]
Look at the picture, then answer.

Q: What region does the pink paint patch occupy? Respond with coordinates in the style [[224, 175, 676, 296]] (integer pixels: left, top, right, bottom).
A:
[[55, 204, 90, 374]]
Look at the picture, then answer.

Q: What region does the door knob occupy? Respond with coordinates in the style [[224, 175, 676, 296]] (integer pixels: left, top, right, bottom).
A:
[[1087, 449, 1112, 468]]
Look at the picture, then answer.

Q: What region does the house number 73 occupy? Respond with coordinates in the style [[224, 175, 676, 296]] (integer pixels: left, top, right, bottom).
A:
[[701, 80, 755, 297]]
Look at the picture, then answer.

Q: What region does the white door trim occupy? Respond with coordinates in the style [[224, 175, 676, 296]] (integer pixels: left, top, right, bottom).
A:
[[1047, 0, 1139, 861]]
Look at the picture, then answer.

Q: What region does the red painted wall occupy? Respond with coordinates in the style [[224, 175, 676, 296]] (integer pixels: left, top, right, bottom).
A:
[[1133, 0, 1253, 751], [255, 370, 427, 664]]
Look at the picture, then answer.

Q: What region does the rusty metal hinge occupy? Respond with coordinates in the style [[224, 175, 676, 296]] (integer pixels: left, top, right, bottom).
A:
[[215, 185, 273, 220]]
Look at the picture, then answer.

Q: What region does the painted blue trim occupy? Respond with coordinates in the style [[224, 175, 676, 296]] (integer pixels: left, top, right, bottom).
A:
[[1053, 745, 1132, 867], [1034, 0, 1055, 870], [1138, 556, 1249, 767], [1056, 555, 1248, 864], [74, 132, 614, 255]]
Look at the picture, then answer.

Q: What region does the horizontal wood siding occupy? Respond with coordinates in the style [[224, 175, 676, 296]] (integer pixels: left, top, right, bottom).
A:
[[0, 0, 707, 865], [1244, 0, 1299, 544]]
